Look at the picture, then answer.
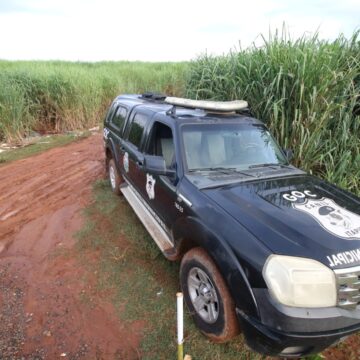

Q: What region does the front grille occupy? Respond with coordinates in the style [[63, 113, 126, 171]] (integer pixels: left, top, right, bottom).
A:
[[335, 266, 360, 309]]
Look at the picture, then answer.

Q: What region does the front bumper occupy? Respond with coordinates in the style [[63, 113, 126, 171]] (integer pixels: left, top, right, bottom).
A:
[[237, 289, 360, 357]]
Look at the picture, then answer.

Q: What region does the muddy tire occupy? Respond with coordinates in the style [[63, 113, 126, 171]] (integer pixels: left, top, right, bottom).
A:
[[180, 247, 240, 342], [108, 159, 122, 195]]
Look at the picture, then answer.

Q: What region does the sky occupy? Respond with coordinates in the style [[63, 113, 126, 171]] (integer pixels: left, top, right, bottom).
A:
[[0, 0, 359, 62]]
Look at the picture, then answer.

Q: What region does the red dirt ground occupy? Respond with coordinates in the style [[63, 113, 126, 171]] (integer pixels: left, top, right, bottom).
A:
[[0, 133, 359, 359], [0, 133, 143, 359]]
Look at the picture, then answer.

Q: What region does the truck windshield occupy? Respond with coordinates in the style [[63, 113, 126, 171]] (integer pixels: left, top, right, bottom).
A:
[[182, 124, 287, 171]]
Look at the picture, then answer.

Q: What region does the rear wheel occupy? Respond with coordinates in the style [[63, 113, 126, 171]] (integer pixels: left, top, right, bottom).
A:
[[108, 159, 122, 195], [180, 247, 240, 342]]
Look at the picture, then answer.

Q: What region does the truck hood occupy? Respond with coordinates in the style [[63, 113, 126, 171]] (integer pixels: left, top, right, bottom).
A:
[[202, 175, 360, 269]]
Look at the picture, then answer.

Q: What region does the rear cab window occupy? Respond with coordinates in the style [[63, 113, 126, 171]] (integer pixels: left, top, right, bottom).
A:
[[110, 106, 128, 135], [104, 102, 117, 125]]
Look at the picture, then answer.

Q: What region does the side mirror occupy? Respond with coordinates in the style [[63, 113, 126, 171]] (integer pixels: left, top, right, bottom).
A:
[[144, 155, 176, 177], [283, 148, 294, 162]]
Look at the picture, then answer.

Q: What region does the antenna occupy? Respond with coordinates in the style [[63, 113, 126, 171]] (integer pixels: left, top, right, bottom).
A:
[[166, 105, 177, 116]]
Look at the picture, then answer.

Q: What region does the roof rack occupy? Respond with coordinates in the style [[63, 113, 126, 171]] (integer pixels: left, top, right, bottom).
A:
[[164, 97, 248, 116]]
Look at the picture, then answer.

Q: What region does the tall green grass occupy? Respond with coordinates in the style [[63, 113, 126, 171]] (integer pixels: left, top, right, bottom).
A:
[[186, 31, 360, 195], [1, 32, 359, 194], [0, 61, 187, 142]]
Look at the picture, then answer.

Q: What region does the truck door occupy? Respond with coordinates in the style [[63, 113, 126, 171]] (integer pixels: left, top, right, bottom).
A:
[[143, 121, 180, 229]]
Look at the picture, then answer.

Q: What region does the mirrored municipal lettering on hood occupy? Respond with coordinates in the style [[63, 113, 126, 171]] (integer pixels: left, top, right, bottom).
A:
[[327, 248, 360, 267]]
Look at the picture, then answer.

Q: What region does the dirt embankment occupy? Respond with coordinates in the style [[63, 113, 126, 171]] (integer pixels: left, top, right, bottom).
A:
[[0, 134, 142, 359]]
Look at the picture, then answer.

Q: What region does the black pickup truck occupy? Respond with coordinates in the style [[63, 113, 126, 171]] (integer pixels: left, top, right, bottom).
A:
[[103, 93, 360, 357]]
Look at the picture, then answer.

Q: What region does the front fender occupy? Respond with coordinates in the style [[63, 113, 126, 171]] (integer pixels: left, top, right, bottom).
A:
[[106, 138, 121, 172], [173, 216, 260, 319]]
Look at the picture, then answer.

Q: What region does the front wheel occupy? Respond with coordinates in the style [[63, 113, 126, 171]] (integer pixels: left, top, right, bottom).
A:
[[180, 247, 240, 342], [108, 159, 122, 195]]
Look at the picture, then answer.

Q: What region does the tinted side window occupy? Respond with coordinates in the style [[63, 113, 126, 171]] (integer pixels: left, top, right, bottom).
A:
[[128, 113, 148, 148], [111, 106, 127, 131], [105, 103, 117, 124]]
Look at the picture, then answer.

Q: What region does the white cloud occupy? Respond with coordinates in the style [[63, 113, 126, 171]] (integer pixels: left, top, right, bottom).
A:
[[0, 0, 358, 61]]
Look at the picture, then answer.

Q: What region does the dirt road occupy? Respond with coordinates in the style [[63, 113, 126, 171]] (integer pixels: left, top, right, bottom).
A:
[[0, 134, 142, 359]]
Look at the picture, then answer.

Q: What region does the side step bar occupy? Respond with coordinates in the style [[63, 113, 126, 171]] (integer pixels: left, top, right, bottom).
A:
[[120, 183, 174, 252]]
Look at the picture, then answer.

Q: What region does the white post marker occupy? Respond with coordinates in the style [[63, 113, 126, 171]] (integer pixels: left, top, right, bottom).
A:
[[177, 292, 184, 360]]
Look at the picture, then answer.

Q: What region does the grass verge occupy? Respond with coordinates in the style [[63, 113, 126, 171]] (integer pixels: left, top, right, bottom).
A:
[[75, 180, 262, 360], [0, 132, 90, 165]]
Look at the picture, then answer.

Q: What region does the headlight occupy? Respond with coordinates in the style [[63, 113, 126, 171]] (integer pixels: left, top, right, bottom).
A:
[[263, 255, 336, 308]]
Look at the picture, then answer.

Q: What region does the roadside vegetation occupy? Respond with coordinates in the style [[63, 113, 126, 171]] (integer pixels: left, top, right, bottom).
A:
[[1, 31, 359, 194], [0, 61, 187, 143], [186, 30, 360, 195]]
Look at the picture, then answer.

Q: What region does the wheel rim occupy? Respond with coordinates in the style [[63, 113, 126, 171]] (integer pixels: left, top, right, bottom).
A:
[[109, 165, 116, 190], [187, 267, 219, 324]]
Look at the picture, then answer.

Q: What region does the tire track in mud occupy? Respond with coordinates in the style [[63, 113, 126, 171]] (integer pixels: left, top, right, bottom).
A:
[[0, 133, 144, 359], [0, 136, 103, 242]]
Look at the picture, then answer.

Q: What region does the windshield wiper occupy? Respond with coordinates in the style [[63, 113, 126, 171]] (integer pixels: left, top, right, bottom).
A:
[[188, 167, 254, 177], [189, 167, 237, 172], [248, 163, 289, 169]]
